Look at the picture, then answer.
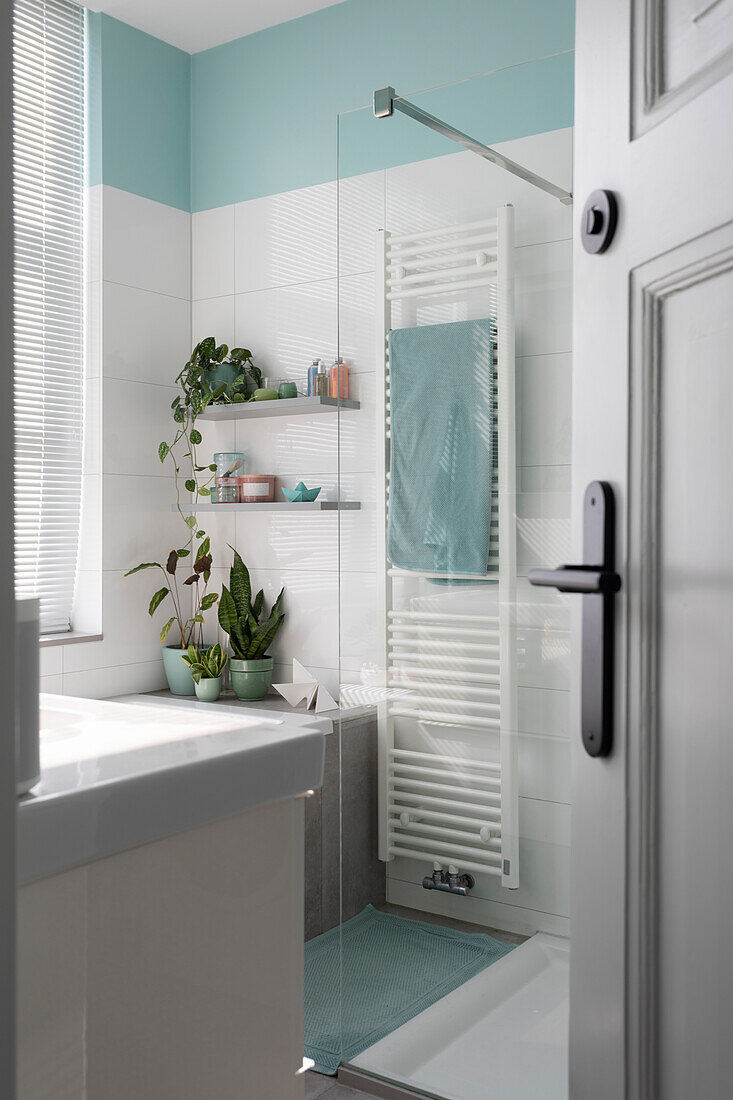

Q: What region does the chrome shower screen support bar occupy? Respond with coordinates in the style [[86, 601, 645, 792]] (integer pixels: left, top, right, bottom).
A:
[[373, 86, 573, 205]]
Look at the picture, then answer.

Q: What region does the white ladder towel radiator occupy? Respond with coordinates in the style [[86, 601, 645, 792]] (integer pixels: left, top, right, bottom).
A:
[[375, 205, 519, 889]]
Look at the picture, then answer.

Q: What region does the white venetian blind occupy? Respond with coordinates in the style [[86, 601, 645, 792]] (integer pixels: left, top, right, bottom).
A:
[[13, 0, 86, 635]]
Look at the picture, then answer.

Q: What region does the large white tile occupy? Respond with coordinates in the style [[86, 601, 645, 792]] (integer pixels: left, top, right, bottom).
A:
[[40, 645, 62, 678], [385, 129, 573, 248], [518, 730, 571, 804], [39, 674, 64, 694], [515, 238, 572, 358], [235, 279, 336, 383], [191, 295, 236, 348], [101, 474, 182, 571], [102, 186, 190, 299], [515, 625, 570, 691], [233, 470, 375, 574], [234, 180, 336, 293], [338, 169, 385, 274], [63, 569, 176, 674], [232, 372, 373, 477], [516, 489, 572, 573], [227, 567, 379, 673], [517, 352, 572, 468], [234, 272, 374, 384], [103, 378, 178, 478], [103, 282, 191, 386], [192, 205, 235, 300], [63, 659, 168, 699]]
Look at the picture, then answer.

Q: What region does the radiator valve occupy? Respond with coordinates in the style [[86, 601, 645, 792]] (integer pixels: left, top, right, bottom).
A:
[[422, 863, 475, 896]]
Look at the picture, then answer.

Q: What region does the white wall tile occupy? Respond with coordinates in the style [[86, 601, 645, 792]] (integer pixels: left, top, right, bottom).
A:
[[103, 378, 178, 478], [385, 129, 573, 248], [39, 674, 64, 695], [517, 352, 572, 467], [63, 659, 168, 700], [338, 169, 385, 274], [192, 205, 235, 300], [101, 474, 180, 572], [234, 181, 336, 293], [235, 279, 336, 381], [63, 570, 173, 674], [103, 282, 191, 386], [515, 238, 572, 357], [191, 295, 236, 348], [102, 187, 190, 299], [516, 489, 572, 573], [39, 645, 62, 678], [232, 376, 373, 478], [232, 470, 375, 574]]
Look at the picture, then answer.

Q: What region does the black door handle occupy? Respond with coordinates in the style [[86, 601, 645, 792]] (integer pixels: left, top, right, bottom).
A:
[[529, 566, 621, 595], [528, 481, 621, 758]]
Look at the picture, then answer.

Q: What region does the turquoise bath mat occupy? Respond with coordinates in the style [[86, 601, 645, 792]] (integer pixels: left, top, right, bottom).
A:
[[304, 905, 513, 1075]]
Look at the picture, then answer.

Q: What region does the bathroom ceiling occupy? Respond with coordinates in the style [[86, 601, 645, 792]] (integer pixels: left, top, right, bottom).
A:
[[88, 0, 345, 53]]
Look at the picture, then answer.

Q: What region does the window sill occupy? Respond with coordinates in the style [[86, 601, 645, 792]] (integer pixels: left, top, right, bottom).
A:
[[40, 632, 103, 648]]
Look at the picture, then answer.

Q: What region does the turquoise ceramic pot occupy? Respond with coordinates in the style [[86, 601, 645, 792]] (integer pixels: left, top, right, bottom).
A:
[[229, 657, 274, 701], [207, 362, 240, 393], [194, 676, 222, 702], [162, 644, 212, 696], [162, 645, 195, 696]]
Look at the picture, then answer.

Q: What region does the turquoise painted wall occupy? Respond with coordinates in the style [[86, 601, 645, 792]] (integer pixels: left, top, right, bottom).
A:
[[89, 0, 574, 213], [87, 13, 191, 212], [191, 0, 574, 212]]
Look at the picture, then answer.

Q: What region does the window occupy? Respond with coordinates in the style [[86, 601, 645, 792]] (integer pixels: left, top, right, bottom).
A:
[[13, 0, 86, 635]]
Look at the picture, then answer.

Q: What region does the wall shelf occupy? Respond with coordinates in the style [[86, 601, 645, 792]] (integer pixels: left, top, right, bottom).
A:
[[175, 501, 361, 512], [198, 395, 360, 421]]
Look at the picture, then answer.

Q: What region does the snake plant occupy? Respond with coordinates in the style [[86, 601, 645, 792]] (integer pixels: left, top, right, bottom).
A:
[[181, 642, 228, 683], [218, 549, 285, 661]]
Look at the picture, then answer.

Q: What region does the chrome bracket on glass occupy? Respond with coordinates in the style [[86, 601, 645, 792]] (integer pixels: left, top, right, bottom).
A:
[[529, 481, 621, 758], [372, 86, 573, 205]]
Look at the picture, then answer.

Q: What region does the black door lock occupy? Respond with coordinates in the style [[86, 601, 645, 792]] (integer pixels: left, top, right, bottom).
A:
[[529, 481, 621, 757], [581, 189, 618, 254]]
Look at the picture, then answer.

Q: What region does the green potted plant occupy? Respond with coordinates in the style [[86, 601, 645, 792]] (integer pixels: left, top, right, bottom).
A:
[[181, 642, 228, 702], [180, 337, 262, 407], [218, 550, 285, 701], [126, 537, 219, 695]]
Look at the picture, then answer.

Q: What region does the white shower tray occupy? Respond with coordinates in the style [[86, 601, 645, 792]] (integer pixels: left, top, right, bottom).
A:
[[350, 931, 569, 1100]]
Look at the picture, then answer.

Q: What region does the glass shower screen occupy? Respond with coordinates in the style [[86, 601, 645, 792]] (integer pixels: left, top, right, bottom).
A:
[[316, 56, 574, 1100]]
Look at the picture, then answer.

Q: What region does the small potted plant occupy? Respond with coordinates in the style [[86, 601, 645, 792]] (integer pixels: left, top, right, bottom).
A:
[[125, 537, 219, 696], [181, 643, 228, 702], [218, 550, 285, 701]]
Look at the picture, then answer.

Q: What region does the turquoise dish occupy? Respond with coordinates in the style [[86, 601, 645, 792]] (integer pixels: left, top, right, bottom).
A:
[[282, 481, 321, 503]]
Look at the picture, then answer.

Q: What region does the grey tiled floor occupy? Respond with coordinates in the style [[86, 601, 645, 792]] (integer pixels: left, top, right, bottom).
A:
[[305, 1073, 380, 1099]]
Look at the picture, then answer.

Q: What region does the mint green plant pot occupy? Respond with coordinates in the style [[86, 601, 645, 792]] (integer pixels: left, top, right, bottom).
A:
[[229, 657, 274, 701], [194, 676, 222, 702], [162, 644, 212, 696], [162, 645, 196, 696]]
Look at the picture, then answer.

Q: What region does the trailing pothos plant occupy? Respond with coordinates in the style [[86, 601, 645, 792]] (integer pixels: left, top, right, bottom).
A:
[[125, 537, 218, 650], [125, 337, 261, 648], [162, 336, 263, 529], [218, 549, 286, 661]]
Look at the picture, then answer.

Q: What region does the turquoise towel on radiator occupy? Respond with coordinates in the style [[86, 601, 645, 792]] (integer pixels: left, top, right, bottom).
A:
[[387, 318, 497, 580]]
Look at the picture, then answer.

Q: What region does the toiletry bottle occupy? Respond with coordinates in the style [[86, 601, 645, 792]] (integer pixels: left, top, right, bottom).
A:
[[307, 358, 322, 397], [315, 369, 329, 398], [329, 358, 349, 399]]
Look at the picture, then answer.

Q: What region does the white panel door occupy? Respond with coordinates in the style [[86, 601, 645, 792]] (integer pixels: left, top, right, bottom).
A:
[[571, 2, 733, 1098]]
